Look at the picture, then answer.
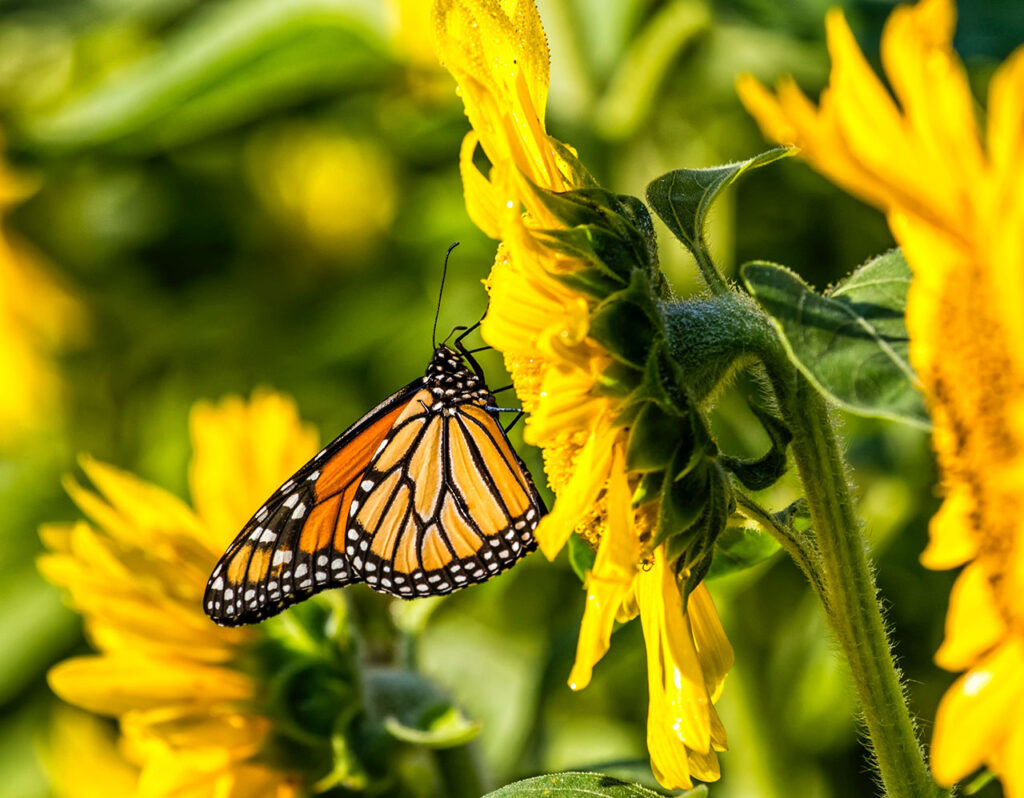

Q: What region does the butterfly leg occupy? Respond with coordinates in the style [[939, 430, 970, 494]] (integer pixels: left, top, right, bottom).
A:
[[503, 410, 525, 434], [485, 405, 526, 433], [453, 320, 486, 380]]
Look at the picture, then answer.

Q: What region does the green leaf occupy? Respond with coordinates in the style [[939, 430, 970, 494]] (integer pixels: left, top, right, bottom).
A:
[[963, 767, 997, 795], [24, 0, 387, 153], [483, 772, 671, 797], [365, 668, 480, 749], [706, 525, 782, 580], [383, 705, 481, 749], [625, 402, 692, 472], [654, 459, 709, 548], [719, 403, 791, 490], [646, 147, 794, 260], [568, 533, 597, 584], [742, 250, 930, 428], [589, 272, 659, 368]]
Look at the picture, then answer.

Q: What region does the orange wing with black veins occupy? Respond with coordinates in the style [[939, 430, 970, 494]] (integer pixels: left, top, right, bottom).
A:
[[204, 380, 422, 626]]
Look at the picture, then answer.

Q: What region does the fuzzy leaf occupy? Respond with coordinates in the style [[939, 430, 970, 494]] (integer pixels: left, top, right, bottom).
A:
[[646, 147, 794, 259], [742, 251, 930, 428], [484, 772, 675, 797]]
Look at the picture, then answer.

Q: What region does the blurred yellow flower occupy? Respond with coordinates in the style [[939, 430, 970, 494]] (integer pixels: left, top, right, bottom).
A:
[[434, 0, 732, 788], [0, 134, 84, 446], [246, 124, 396, 258], [45, 705, 139, 798], [739, 0, 1024, 792], [39, 391, 316, 798], [388, 0, 442, 68]]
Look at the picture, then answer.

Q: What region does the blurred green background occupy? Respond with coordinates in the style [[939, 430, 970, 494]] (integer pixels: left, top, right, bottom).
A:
[[1, 0, 1021, 795]]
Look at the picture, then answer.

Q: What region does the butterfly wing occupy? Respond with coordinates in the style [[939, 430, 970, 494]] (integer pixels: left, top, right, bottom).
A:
[[346, 400, 544, 597], [204, 379, 423, 625]]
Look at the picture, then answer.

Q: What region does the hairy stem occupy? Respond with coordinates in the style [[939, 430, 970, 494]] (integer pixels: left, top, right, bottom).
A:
[[733, 492, 829, 615], [772, 369, 944, 798]]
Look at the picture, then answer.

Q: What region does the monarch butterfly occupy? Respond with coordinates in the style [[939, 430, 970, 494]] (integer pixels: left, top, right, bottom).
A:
[[204, 326, 545, 627]]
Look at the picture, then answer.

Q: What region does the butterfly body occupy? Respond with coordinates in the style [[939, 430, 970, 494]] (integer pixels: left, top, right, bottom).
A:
[[205, 345, 543, 626]]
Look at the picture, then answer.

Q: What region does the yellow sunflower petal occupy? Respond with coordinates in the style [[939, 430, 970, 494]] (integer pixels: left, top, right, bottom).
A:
[[44, 705, 139, 798], [920, 482, 978, 569], [568, 457, 639, 690], [931, 639, 1024, 786], [459, 131, 502, 238], [638, 550, 713, 755], [79, 456, 202, 545], [935, 562, 1007, 671], [647, 701, 694, 791], [432, 0, 556, 190], [997, 716, 1024, 798], [122, 706, 269, 759], [531, 417, 617, 558], [687, 583, 734, 703], [48, 655, 255, 716]]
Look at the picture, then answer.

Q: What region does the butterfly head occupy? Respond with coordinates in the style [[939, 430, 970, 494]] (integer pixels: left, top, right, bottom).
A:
[[426, 345, 490, 407]]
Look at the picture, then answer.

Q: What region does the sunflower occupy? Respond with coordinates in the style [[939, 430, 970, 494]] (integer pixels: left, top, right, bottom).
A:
[[40, 391, 317, 798], [433, 0, 732, 788], [738, 0, 1024, 792]]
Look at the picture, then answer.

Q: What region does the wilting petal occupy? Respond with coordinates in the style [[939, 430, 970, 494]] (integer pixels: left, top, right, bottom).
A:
[[569, 454, 639, 689], [687, 583, 734, 703]]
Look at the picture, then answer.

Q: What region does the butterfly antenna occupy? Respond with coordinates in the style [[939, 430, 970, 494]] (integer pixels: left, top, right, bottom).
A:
[[433, 242, 460, 350]]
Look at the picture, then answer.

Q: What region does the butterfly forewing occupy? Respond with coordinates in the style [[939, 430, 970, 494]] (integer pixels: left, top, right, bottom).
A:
[[204, 380, 422, 625]]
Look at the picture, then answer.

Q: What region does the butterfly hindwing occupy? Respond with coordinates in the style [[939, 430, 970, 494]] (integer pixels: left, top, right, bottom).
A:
[[345, 358, 544, 598], [204, 380, 423, 625]]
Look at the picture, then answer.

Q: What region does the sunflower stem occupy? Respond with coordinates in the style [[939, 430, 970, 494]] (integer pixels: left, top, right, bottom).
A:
[[733, 491, 829, 615], [773, 368, 945, 798]]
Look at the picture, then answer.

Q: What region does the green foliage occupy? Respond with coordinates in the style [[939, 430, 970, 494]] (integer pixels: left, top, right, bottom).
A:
[[0, 569, 78, 705], [706, 524, 782, 580], [743, 251, 930, 428], [718, 403, 791, 491], [646, 148, 794, 264], [373, 673, 481, 748], [24, 0, 388, 153], [568, 533, 597, 583], [482, 771, 674, 797]]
